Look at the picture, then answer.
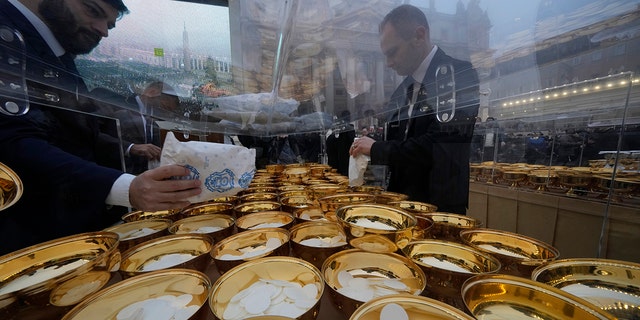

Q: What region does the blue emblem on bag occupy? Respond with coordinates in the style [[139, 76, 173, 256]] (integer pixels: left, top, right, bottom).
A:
[[172, 164, 200, 180], [205, 169, 235, 193], [239, 170, 255, 188]]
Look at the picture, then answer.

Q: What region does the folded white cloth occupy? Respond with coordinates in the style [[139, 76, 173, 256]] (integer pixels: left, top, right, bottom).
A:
[[160, 132, 256, 203]]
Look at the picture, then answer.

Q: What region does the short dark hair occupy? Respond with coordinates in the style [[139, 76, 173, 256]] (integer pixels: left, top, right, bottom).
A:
[[379, 4, 429, 40], [102, 0, 129, 19]]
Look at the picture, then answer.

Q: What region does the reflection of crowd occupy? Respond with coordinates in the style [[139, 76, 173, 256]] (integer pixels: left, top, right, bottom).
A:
[[471, 119, 640, 166]]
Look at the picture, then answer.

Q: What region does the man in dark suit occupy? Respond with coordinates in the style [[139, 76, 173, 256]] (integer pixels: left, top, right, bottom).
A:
[[111, 81, 181, 174], [0, 0, 201, 255], [350, 4, 479, 214]]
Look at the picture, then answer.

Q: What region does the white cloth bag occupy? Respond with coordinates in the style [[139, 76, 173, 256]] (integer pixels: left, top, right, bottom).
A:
[[160, 132, 256, 203]]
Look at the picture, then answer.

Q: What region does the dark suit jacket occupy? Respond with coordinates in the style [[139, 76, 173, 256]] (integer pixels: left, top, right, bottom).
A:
[[0, 1, 124, 255], [370, 48, 479, 214]]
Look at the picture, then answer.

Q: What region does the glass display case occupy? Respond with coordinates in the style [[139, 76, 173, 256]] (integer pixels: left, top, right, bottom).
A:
[[2, 1, 640, 319], [1, 1, 638, 255]]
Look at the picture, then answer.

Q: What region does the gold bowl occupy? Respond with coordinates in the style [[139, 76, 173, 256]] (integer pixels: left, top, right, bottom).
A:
[[308, 184, 346, 200], [179, 202, 234, 219], [335, 204, 416, 253], [527, 170, 559, 192], [121, 208, 181, 222], [374, 191, 409, 204], [460, 228, 559, 277], [279, 190, 310, 199], [387, 200, 438, 214], [282, 167, 310, 183], [104, 218, 172, 252], [402, 239, 501, 311], [209, 256, 324, 320], [501, 170, 530, 188], [350, 185, 383, 194], [235, 211, 295, 232], [277, 185, 307, 193], [62, 269, 211, 320], [239, 192, 280, 203], [280, 195, 316, 214], [293, 207, 327, 223], [462, 274, 616, 319], [557, 170, 593, 196], [168, 214, 235, 243], [207, 195, 239, 206], [322, 249, 426, 318], [119, 234, 213, 278], [209, 257, 324, 320], [266, 164, 286, 174], [210, 228, 290, 274], [242, 186, 279, 195], [0, 232, 120, 319], [0, 162, 23, 211], [289, 221, 349, 270], [318, 193, 376, 222], [348, 294, 474, 320], [234, 201, 282, 217], [421, 212, 481, 242], [531, 258, 640, 319]]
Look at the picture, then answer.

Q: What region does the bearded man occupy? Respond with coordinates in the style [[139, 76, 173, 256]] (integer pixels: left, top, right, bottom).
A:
[[0, 0, 202, 255]]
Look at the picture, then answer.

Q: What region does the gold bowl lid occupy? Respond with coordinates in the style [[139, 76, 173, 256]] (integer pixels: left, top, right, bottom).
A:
[[462, 274, 616, 319], [0, 162, 23, 211], [531, 258, 640, 319], [62, 268, 211, 320], [349, 294, 474, 320]]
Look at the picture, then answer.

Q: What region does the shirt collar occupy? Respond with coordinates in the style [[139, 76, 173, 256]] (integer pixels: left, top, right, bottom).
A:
[[8, 0, 66, 57], [411, 45, 438, 84]]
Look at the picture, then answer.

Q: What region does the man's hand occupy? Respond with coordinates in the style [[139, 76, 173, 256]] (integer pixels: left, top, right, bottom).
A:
[[349, 136, 376, 157], [129, 164, 201, 211], [130, 143, 162, 160]]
